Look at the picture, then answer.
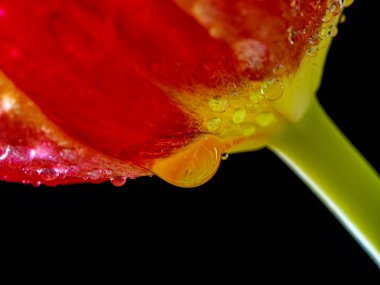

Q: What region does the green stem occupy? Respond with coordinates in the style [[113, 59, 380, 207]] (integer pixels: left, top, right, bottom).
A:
[[269, 97, 380, 267]]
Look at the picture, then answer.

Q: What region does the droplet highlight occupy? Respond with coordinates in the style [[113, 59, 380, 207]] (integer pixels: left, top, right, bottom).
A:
[[221, 153, 229, 161]]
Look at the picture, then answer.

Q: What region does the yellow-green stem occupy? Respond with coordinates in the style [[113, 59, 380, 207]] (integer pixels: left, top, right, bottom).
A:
[[269, 97, 380, 267]]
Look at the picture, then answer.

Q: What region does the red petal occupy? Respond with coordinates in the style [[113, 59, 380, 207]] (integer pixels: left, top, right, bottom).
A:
[[0, 0, 329, 186]]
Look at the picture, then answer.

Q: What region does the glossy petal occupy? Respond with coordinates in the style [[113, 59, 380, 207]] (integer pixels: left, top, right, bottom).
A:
[[0, 0, 330, 186]]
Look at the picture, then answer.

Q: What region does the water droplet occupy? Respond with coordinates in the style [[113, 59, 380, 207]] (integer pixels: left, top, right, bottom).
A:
[[32, 181, 42, 187], [340, 14, 346, 23], [207, 117, 221, 132], [209, 97, 228, 113], [307, 46, 319, 57], [287, 28, 297, 45], [243, 125, 256, 136], [104, 169, 113, 177], [272, 64, 286, 76], [331, 25, 338, 37], [256, 112, 275, 127], [111, 176, 127, 187], [39, 168, 59, 181], [323, 9, 333, 23], [88, 169, 102, 180], [343, 0, 354, 7], [309, 34, 320, 46], [209, 26, 223, 39], [221, 153, 229, 161], [151, 135, 222, 188], [290, 0, 300, 9], [60, 149, 78, 162], [249, 91, 264, 104], [232, 108, 246, 124], [261, 79, 284, 101]]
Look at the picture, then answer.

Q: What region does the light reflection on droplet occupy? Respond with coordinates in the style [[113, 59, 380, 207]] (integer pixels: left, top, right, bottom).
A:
[[221, 153, 229, 161]]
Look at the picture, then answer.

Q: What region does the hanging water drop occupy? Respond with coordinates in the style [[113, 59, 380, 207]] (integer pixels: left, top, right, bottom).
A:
[[111, 176, 127, 187], [221, 153, 229, 161], [151, 135, 222, 188]]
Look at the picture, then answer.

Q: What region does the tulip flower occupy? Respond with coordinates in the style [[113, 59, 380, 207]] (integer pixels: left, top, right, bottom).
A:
[[0, 0, 378, 265]]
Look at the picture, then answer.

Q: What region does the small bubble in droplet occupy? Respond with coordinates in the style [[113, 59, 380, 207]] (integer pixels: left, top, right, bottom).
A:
[[221, 153, 229, 161], [207, 117, 222, 132], [256, 112, 275, 127], [232, 108, 246, 124], [307, 46, 319, 57], [209, 97, 228, 113], [243, 125, 256, 136], [39, 168, 59, 181], [261, 79, 284, 101], [111, 176, 127, 187]]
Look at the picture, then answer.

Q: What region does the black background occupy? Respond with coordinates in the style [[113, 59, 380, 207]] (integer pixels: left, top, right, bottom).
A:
[[1, 1, 379, 279]]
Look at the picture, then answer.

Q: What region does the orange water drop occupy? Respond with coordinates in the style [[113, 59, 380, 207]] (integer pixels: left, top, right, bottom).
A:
[[151, 135, 223, 188]]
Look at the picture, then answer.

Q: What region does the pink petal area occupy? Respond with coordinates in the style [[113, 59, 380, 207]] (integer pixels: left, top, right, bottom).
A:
[[0, 72, 149, 187]]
